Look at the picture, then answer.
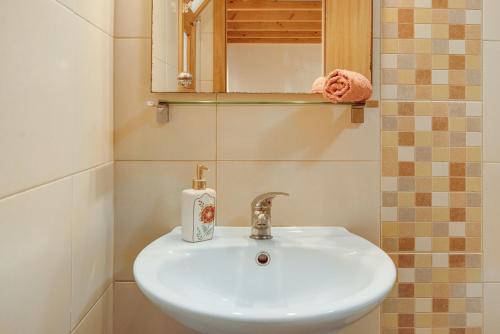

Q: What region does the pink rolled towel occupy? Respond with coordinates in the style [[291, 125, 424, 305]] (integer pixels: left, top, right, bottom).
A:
[[312, 69, 372, 103], [311, 77, 326, 94]]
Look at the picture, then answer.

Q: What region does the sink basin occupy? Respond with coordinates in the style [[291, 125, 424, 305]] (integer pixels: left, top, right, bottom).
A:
[[134, 227, 396, 334]]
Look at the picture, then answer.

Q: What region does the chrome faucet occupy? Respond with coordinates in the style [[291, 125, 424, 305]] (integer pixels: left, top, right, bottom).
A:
[[250, 192, 289, 240]]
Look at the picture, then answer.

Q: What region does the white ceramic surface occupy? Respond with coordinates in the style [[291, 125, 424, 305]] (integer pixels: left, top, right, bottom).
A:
[[134, 227, 396, 334]]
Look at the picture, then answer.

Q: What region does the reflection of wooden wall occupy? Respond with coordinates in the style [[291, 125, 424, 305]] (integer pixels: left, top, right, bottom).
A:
[[226, 0, 322, 44], [324, 0, 372, 81], [209, 0, 373, 92], [214, 0, 226, 92]]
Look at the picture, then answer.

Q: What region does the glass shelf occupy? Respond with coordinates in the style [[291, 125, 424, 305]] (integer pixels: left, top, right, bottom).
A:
[[158, 100, 368, 107]]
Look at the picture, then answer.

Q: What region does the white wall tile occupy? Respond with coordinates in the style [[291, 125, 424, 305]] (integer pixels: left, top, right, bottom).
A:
[[115, 0, 152, 38], [0, 0, 76, 198], [72, 164, 114, 328], [415, 24, 431, 39], [0, 178, 72, 334], [217, 161, 380, 244], [73, 22, 114, 170], [484, 42, 500, 162], [114, 161, 216, 281], [114, 283, 197, 334], [0, 0, 113, 199], [485, 283, 500, 334], [484, 163, 500, 282], [227, 44, 322, 93], [484, 0, 500, 41], [72, 286, 113, 334], [465, 10, 481, 25], [217, 105, 380, 161], [114, 39, 217, 161], [415, 0, 431, 8], [57, 0, 114, 35]]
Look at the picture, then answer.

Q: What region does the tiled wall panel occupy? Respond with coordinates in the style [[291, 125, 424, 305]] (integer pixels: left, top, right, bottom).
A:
[[113, 0, 382, 333], [380, 0, 483, 333], [0, 0, 114, 333]]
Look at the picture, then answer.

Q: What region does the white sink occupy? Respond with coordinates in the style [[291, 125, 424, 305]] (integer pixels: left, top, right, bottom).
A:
[[134, 227, 396, 334]]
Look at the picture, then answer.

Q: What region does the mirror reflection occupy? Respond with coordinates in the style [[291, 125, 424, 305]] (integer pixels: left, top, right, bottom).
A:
[[152, 0, 323, 93]]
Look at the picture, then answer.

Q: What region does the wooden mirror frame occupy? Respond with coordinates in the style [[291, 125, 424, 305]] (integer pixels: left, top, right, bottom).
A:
[[176, 0, 373, 94]]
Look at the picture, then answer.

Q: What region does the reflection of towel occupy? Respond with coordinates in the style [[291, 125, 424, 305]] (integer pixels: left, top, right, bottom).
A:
[[311, 69, 372, 103], [311, 77, 326, 94]]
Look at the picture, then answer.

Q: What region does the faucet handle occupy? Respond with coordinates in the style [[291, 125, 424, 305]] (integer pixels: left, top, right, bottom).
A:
[[251, 192, 289, 209]]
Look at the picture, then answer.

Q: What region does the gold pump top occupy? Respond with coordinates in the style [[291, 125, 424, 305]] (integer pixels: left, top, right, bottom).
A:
[[192, 164, 208, 190]]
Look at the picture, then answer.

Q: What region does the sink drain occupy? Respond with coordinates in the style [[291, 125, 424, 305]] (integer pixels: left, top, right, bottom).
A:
[[255, 251, 271, 266]]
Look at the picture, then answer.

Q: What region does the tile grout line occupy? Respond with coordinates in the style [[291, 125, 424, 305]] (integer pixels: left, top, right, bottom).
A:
[[51, 0, 113, 38], [0, 161, 113, 202], [70, 284, 113, 333]]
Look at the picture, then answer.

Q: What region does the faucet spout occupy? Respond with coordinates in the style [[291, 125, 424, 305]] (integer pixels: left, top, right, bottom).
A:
[[250, 192, 289, 240]]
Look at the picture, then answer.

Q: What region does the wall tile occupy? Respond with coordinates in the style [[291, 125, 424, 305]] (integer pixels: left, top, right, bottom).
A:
[[72, 286, 113, 334], [114, 0, 151, 38], [338, 308, 380, 334], [484, 283, 500, 334], [381, 0, 483, 331], [373, 0, 381, 39], [57, 0, 114, 35], [217, 161, 380, 244], [114, 39, 217, 161], [217, 105, 380, 161], [483, 41, 500, 162], [72, 164, 114, 328], [484, 163, 500, 282], [373, 39, 381, 101], [0, 178, 72, 334], [114, 161, 216, 281], [73, 22, 114, 170], [0, 0, 76, 198], [114, 282, 197, 334], [0, 0, 113, 199], [483, 0, 500, 41]]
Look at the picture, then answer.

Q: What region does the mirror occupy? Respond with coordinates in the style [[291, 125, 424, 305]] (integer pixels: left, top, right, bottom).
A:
[[152, 0, 372, 94]]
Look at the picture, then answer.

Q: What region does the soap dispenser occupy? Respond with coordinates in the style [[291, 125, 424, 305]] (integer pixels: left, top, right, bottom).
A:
[[181, 164, 216, 242]]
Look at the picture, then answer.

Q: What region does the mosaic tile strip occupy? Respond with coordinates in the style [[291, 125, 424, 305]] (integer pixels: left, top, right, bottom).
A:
[[381, 0, 482, 101], [380, 1, 483, 331]]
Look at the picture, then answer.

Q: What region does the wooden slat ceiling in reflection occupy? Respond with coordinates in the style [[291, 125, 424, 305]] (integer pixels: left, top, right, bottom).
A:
[[226, 0, 322, 44]]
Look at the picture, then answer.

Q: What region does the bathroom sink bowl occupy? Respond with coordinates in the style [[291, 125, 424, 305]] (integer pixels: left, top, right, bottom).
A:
[[134, 227, 396, 334]]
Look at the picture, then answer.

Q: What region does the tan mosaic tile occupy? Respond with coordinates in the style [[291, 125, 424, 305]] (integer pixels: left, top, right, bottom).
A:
[[381, 105, 482, 333], [381, 1, 482, 331]]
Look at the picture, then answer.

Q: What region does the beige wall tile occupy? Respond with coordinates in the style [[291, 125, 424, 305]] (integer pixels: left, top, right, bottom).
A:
[[72, 286, 113, 334], [73, 22, 114, 170], [0, 178, 72, 334], [0, 0, 76, 198], [115, 0, 151, 38], [373, 39, 381, 101], [114, 282, 197, 334], [484, 163, 500, 282], [484, 42, 500, 162], [72, 164, 114, 328], [217, 105, 380, 161], [114, 39, 217, 161], [0, 0, 113, 199], [373, 0, 381, 39], [484, 283, 500, 334], [338, 308, 380, 334], [483, 0, 500, 41], [57, 0, 114, 35], [114, 161, 216, 281], [217, 161, 380, 244]]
